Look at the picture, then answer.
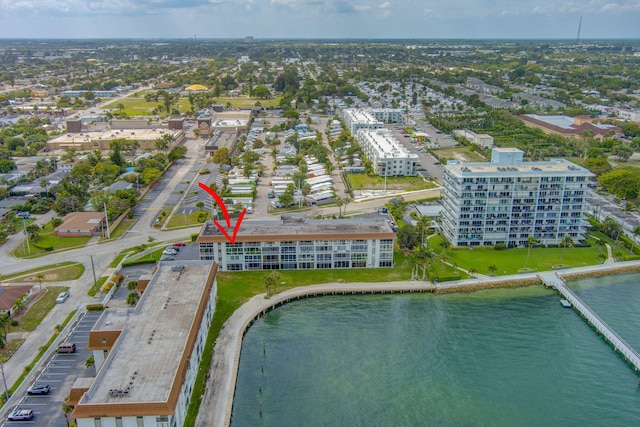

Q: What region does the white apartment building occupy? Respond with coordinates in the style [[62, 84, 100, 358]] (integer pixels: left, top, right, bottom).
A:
[[71, 262, 218, 427], [197, 215, 396, 270], [441, 148, 593, 247], [369, 108, 403, 124], [342, 108, 383, 135], [357, 128, 419, 176]]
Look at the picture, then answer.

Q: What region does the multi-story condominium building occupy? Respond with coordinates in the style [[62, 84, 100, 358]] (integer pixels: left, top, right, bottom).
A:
[[357, 128, 419, 176], [441, 148, 593, 247], [70, 262, 218, 427], [197, 215, 396, 270], [369, 108, 403, 124], [342, 108, 383, 135]]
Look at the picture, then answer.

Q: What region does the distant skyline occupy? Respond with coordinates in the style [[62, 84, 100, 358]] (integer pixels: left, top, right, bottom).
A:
[[0, 1, 639, 40]]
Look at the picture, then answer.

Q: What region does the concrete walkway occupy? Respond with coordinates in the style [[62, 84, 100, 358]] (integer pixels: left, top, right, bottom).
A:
[[197, 259, 640, 427]]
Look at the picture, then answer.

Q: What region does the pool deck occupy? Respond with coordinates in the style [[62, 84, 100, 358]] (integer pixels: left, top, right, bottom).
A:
[[196, 260, 640, 427]]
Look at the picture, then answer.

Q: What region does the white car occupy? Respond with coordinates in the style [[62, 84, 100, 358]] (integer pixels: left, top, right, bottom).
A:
[[8, 409, 34, 421], [163, 248, 178, 256], [56, 291, 69, 303]]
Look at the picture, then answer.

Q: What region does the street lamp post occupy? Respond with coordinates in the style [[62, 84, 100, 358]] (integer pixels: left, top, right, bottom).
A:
[[89, 255, 97, 292]]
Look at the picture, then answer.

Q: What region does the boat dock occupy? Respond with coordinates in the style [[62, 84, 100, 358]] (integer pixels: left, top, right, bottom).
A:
[[539, 272, 640, 373]]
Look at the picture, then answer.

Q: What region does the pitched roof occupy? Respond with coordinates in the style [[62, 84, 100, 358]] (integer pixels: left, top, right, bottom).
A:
[[0, 285, 33, 311]]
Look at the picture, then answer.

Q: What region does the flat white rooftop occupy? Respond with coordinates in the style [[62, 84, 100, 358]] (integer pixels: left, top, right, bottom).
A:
[[81, 262, 213, 405]]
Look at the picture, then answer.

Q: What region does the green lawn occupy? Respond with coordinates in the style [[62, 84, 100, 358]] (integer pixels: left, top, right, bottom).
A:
[[8, 286, 69, 333], [14, 232, 92, 258], [11, 263, 84, 282], [0, 262, 79, 282], [347, 174, 438, 191], [166, 210, 209, 228], [446, 240, 606, 276], [106, 218, 136, 240], [104, 92, 282, 117]]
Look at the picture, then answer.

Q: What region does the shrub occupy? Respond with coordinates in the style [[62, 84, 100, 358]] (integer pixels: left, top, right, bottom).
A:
[[86, 304, 104, 311], [112, 274, 125, 286]]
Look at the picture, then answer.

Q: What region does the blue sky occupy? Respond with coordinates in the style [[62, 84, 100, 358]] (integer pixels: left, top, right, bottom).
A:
[[0, 0, 639, 39]]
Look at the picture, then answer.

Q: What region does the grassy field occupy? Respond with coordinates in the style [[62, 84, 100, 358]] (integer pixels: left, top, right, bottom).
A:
[[11, 263, 84, 283], [346, 174, 438, 191], [166, 210, 209, 228], [446, 238, 608, 276], [106, 218, 136, 240], [104, 92, 282, 117], [0, 262, 79, 282], [8, 286, 69, 333], [14, 231, 92, 258], [433, 146, 487, 162]]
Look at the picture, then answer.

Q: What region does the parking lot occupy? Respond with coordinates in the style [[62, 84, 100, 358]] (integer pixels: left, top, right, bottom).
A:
[[3, 311, 101, 426]]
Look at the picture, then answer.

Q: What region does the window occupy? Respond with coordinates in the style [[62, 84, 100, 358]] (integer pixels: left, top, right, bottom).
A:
[[115, 418, 123, 427], [94, 419, 102, 427], [156, 416, 169, 427]]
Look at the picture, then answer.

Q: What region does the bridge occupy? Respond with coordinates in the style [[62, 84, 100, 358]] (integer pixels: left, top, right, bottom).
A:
[[539, 272, 640, 373]]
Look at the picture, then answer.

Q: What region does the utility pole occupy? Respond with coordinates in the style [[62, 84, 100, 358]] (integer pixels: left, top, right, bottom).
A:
[[103, 202, 110, 239], [0, 361, 9, 401], [22, 218, 30, 255], [89, 255, 97, 292]]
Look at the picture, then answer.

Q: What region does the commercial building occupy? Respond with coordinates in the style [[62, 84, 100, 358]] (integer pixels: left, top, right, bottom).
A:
[[453, 129, 494, 148], [519, 114, 622, 141], [357, 128, 419, 176], [441, 148, 593, 247], [71, 261, 218, 427], [196, 215, 396, 271]]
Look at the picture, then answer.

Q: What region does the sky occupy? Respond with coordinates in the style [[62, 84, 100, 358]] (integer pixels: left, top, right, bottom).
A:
[[0, 0, 639, 39]]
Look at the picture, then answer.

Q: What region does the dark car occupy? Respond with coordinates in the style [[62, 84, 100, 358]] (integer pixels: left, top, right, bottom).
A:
[[8, 409, 34, 421], [26, 383, 50, 395]]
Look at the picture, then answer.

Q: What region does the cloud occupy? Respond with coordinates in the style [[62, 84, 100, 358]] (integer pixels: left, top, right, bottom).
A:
[[379, 1, 391, 8]]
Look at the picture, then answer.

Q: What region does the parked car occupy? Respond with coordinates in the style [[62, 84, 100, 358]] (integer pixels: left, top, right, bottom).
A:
[[26, 383, 50, 395], [163, 248, 178, 256], [56, 342, 76, 354], [173, 241, 186, 247], [56, 291, 69, 303], [8, 409, 34, 421]]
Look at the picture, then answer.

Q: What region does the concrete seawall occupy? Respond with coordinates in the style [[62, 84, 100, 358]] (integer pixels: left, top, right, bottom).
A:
[[197, 260, 640, 427]]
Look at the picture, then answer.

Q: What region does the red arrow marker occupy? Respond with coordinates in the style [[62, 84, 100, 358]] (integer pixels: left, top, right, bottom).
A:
[[198, 182, 246, 244], [214, 208, 247, 244], [199, 182, 231, 228]]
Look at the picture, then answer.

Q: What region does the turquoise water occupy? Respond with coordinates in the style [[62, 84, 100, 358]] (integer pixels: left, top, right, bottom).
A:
[[232, 283, 640, 427]]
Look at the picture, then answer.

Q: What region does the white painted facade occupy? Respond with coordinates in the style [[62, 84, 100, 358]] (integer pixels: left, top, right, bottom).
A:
[[442, 148, 594, 247], [356, 128, 419, 176]]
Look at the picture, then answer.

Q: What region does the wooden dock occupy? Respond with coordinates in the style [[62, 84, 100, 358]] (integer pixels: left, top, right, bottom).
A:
[[539, 272, 640, 373]]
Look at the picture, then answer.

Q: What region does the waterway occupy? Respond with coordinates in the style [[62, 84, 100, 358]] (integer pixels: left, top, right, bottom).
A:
[[231, 282, 640, 427]]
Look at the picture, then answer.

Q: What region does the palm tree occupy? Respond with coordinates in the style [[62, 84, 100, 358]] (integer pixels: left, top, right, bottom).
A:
[[468, 267, 478, 277], [416, 216, 431, 248], [402, 249, 421, 280], [36, 273, 44, 291], [0, 313, 9, 348], [524, 236, 539, 269], [488, 264, 497, 275], [126, 292, 139, 307], [559, 235, 574, 264]]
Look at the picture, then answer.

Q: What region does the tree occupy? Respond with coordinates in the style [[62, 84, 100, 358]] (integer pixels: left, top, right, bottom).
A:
[[559, 235, 574, 264], [212, 147, 231, 166], [416, 216, 431, 247], [262, 271, 282, 298], [0, 313, 9, 349], [142, 168, 162, 185], [488, 264, 497, 275], [85, 355, 95, 368], [278, 192, 294, 208], [155, 134, 172, 152], [397, 224, 419, 250], [524, 236, 539, 269], [36, 273, 44, 291], [253, 85, 271, 99], [25, 224, 40, 242], [402, 248, 421, 280], [599, 169, 640, 201], [468, 267, 478, 277], [126, 292, 140, 307]]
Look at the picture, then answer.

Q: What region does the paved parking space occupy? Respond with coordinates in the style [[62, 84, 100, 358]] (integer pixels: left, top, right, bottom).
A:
[[2, 312, 101, 427]]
